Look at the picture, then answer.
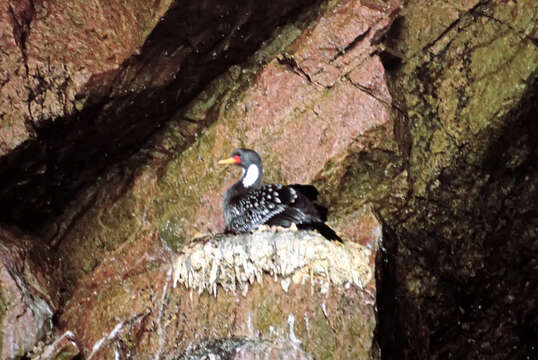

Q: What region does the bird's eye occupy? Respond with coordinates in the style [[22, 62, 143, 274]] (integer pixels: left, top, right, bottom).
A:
[[233, 155, 241, 164]]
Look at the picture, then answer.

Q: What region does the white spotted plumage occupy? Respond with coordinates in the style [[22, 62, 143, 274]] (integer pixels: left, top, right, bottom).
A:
[[226, 184, 295, 232]]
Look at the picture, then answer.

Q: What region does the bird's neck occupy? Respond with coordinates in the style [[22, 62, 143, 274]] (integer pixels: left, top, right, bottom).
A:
[[223, 164, 262, 207], [240, 163, 262, 189], [224, 164, 263, 206]]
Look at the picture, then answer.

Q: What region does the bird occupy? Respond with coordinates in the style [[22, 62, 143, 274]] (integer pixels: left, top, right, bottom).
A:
[[218, 148, 342, 242]]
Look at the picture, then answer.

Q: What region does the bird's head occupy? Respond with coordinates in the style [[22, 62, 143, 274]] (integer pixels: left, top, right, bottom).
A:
[[219, 148, 263, 188]]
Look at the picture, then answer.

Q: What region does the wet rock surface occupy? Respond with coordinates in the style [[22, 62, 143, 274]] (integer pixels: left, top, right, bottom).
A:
[[178, 338, 312, 360], [0, 0, 318, 230], [0, 227, 58, 359], [0, 0, 536, 359], [376, 0, 538, 358]]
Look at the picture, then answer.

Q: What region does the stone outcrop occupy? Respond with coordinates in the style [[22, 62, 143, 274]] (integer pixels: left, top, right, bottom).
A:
[[375, 0, 537, 358], [0, 227, 58, 359], [29, 331, 80, 360], [56, 219, 380, 359], [0, 0, 318, 230], [0, 0, 536, 359], [49, 1, 396, 357]]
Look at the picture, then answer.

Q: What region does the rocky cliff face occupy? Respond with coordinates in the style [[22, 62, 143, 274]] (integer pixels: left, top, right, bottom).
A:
[[0, 0, 536, 359], [377, 1, 537, 358], [0, 0, 317, 231]]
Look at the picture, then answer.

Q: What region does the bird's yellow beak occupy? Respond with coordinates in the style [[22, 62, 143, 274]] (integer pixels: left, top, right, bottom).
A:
[[218, 157, 237, 165]]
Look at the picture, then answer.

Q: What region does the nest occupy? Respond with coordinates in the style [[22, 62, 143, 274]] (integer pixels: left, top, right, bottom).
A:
[[173, 228, 374, 296]]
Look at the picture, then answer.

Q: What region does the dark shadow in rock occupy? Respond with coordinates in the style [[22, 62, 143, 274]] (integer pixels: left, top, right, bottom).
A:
[[0, 0, 320, 236], [376, 75, 538, 359]]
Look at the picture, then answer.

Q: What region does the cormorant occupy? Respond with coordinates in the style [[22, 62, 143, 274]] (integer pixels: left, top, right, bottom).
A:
[[218, 148, 342, 242]]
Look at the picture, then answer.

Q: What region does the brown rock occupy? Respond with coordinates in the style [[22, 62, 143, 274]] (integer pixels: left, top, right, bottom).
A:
[[59, 229, 379, 359], [57, 229, 169, 359], [152, 0, 399, 241], [0, 0, 34, 153], [30, 331, 80, 360], [0, 0, 319, 231], [0, 227, 58, 359], [51, 1, 396, 358]]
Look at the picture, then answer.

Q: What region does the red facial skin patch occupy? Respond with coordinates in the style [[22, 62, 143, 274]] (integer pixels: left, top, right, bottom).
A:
[[234, 155, 241, 164]]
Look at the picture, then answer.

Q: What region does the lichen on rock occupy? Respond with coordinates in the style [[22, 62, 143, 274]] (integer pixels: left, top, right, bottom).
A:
[[173, 228, 375, 296]]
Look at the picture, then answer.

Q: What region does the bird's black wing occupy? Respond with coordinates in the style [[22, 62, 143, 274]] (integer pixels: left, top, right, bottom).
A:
[[290, 184, 330, 221], [228, 183, 311, 230], [227, 184, 289, 232], [266, 184, 342, 242], [261, 184, 324, 226], [227, 183, 342, 242]]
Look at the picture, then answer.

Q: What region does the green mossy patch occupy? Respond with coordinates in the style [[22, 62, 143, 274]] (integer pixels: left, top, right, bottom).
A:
[[394, 2, 537, 202], [158, 218, 187, 251], [254, 296, 285, 333], [0, 288, 6, 354], [316, 140, 406, 219], [340, 308, 376, 359], [305, 313, 338, 360], [58, 188, 148, 290], [375, 0, 538, 357]]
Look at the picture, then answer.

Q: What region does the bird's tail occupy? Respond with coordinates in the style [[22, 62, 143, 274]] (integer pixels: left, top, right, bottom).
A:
[[298, 223, 343, 242]]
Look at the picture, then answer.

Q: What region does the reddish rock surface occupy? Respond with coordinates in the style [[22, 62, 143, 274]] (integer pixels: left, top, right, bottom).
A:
[[0, 0, 170, 154], [285, 0, 398, 88], [151, 0, 399, 242], [0, 227, 59, 359], [59, 230, 379, 359], [0, 0, 34, 153], [0, 0, 535, 359], [50, 1, 396, 358], [0, 0, 318, 231]]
